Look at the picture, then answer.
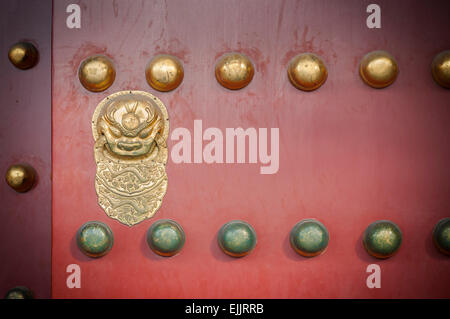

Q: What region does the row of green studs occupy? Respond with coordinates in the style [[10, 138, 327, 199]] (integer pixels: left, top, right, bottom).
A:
[[4, 217, 449, 298], [76, 217, 450, 259]]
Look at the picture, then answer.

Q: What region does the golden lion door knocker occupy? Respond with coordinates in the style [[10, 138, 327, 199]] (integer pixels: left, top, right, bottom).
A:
[[92, 90, 169, 226]]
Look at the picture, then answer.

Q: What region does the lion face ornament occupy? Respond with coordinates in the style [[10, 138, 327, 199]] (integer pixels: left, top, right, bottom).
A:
[[92, 90, 169, 226]]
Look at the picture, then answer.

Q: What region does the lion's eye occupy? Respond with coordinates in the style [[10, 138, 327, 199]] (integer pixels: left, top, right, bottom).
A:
[[109, 126, 122, 137], [139, 126, 152, 138]]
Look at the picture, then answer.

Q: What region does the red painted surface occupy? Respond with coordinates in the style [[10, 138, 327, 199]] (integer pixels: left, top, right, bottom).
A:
[[52, 0, 450, 298], [0, 0, 52, 298]]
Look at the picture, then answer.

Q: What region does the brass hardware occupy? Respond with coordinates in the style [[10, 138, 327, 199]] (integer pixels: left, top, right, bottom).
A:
[[289, 219, 329, 257], [92, 90, 169, 226], [215, 53, 254, 90], [287, 53, 328, 91], [4, 286, 33, 299], [5, 163, 36, 193], [431, 50, 450, 89], [8, 42, 38, 70], [145, 54, 184, 92], [359, 50, 398, 88], [78, 55, 116, 92], [363, 220, 402, 259], [146, 219, 185, 257], [217, 220, 257, 257], [433, 218, 450, 256], [76, 221, 114, 258]]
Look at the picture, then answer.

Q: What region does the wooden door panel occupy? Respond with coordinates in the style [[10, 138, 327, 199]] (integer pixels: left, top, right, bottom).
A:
[[0, 0, 52, 299], [49, 0, 450, 298]]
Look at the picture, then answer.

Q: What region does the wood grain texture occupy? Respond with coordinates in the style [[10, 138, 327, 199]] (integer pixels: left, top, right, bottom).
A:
[[52, 0, 450, 298]]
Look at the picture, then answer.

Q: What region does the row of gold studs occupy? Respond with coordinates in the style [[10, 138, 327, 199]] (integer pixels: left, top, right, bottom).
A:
[[8, 42, 450, 91], [79, 50, 450, 92], [79, 50, 449, 92]]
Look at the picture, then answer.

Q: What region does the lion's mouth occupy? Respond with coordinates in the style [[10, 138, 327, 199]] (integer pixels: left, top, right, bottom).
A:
[[117, 141, 143, 151]]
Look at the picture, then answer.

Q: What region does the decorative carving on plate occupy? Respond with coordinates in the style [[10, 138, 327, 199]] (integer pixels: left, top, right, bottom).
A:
[[92, 90, 169, 226]]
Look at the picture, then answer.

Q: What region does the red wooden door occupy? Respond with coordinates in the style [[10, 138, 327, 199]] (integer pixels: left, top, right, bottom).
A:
[[2, 0, 450, 299], [0, 0, 52, 299]]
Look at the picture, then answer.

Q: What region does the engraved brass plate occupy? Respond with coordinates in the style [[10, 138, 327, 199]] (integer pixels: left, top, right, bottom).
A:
[[92, 90, 169, 226]]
